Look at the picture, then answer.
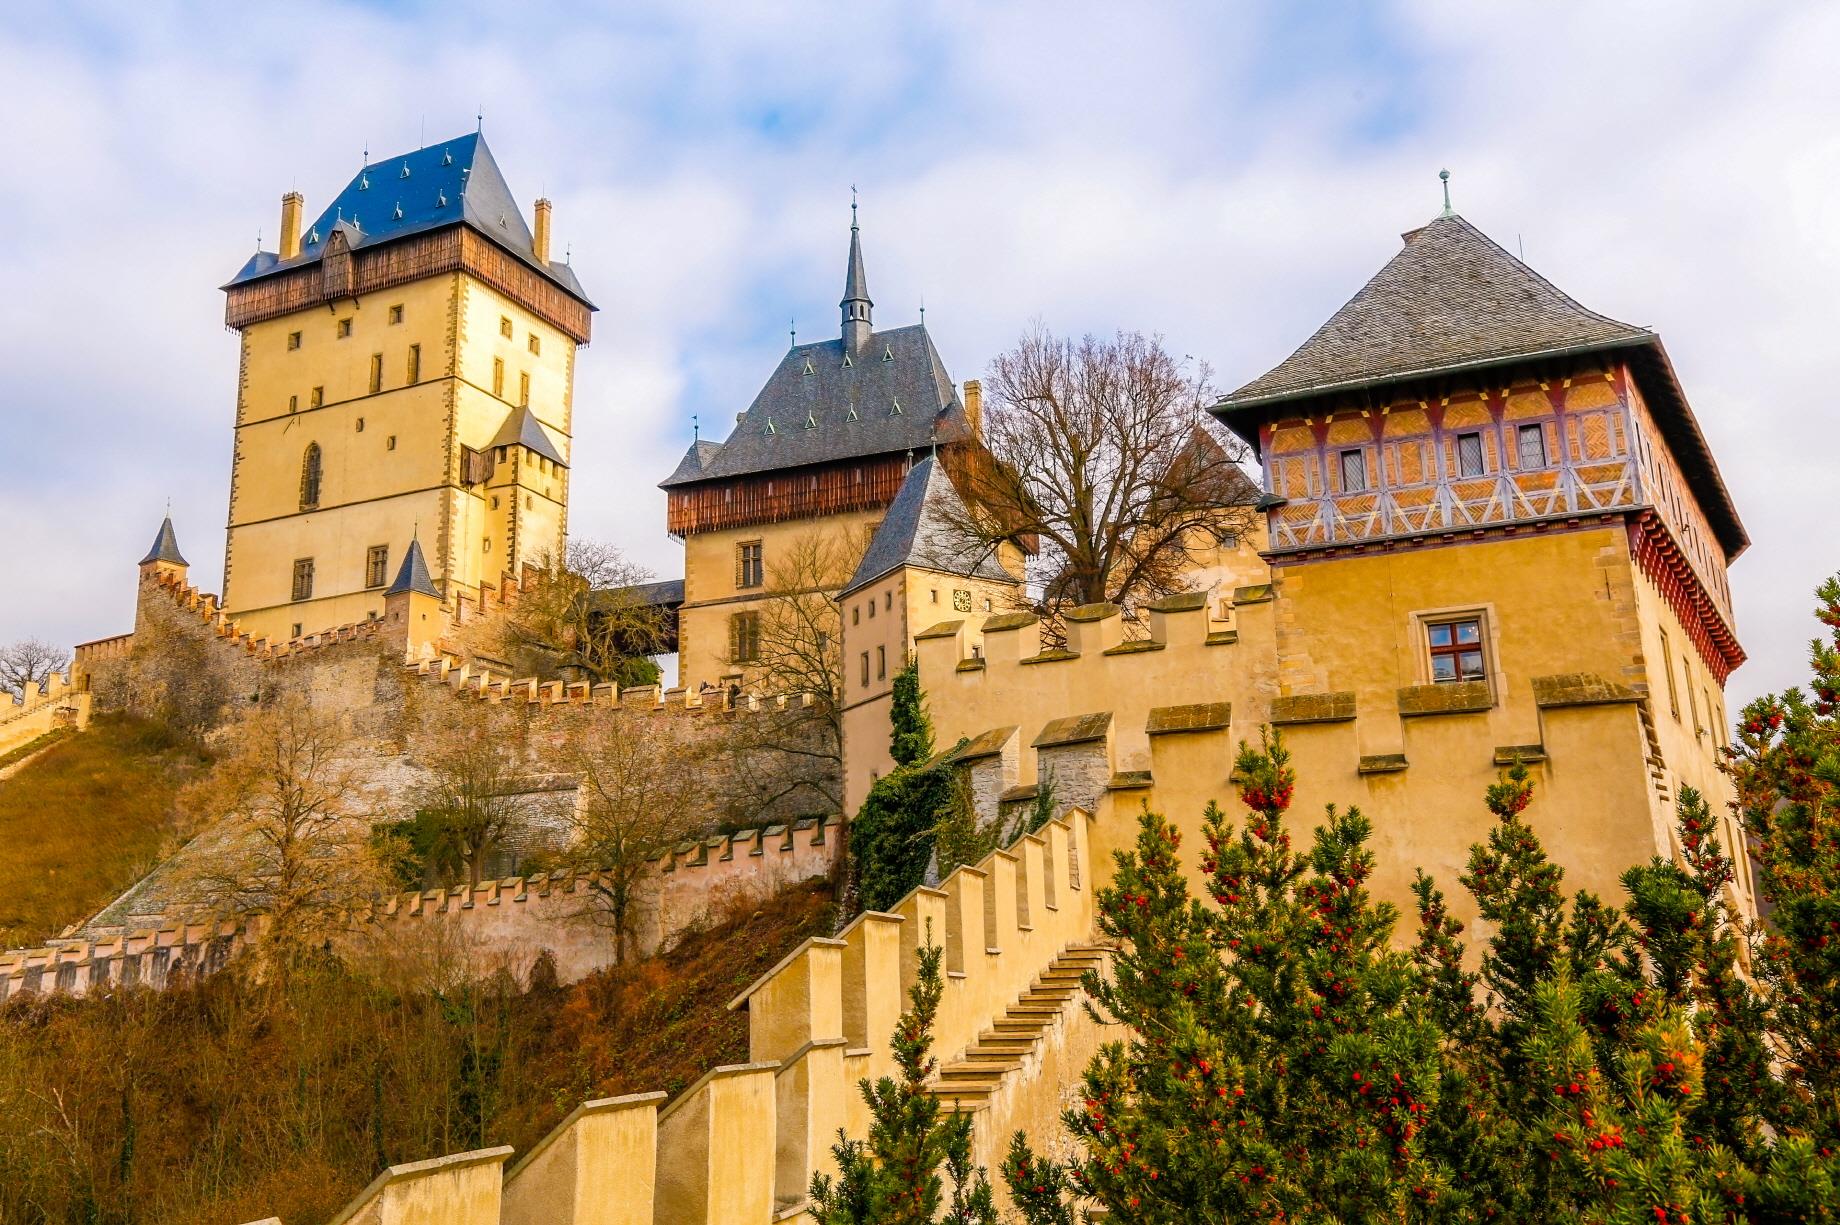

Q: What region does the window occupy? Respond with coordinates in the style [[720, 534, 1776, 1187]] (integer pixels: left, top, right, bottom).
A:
[[369, 353, 383, 394], [867, 598, 875, 619], [310, 386, 324, 408], [1426, 616, 1486, 683], [1456, 432, 1484, 478], [852, 606, 860, 626], [365, 544, 389, 588], [287, 331, 301, 350], [877, 645, 887, 679], [500, 316, 513, 339], [337, 317, 353, 338], [885, 591, 892, 610], [1339, 448, 1368, 493], [860, 652, 870, 686], [388, 304, 404, 325], [291, 557, 315, 602], [355, 417, 365, 433], [407, 343, 421, 384], [518, 371, 530, 406], [1684, 659, 1701, 732], [730, 611, 762, 663], [299, 443, 322, 510], [930, 588, 938, 604], [1659, 629, 1680, 718], [1517, 423, 1547, 469], [290, 622, 302, 639], [528, 333, 541, 355], [483, 536, 493, 553], [736, 540, 764, 588], [288, 394, 298, 414], [492, 358, 505, 398], [386, 435, 396, 450]]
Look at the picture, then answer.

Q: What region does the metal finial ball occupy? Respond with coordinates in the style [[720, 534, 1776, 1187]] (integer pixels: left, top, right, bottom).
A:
[[1439, 168, 1450, 182]]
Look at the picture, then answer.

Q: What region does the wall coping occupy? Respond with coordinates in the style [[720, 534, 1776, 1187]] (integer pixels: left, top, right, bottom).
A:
[[1145, 591, 1207, 613], [913, 619, 965, 641], [1397, 680, 1493, 717], [1146, 701, 1232, 736], [655, 1062, 782, 1127], [1268, 691, 1356, 725], [1063, 602, 1120, 623], [1031, 712, 1112, 749], [325, 1146, 514, 1225], [726, 936, 849, 1011], [981, 611, 1041, 632], [1532, 672, 1643, 708], [502, 1091, 667, 1184]]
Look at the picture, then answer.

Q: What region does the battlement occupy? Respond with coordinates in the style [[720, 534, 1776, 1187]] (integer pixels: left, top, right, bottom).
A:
[[223, 810, 1098, 1224], [0, 667, 92, 757], [1, 819, 836, 1003]]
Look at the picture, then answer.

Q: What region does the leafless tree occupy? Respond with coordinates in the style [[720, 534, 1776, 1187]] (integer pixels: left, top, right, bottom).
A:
[[560, 717, 705, 964], [175, 696, 386, 982], [0, 638, 69, 699], [501, 539, 668, 686], [945, 327, 1257, 626], [409, 706, 532, 887], [721, 527, 852, 816]]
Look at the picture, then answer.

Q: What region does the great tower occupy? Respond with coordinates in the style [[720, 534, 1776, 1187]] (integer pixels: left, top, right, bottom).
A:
[[219, 133, 593, 641]]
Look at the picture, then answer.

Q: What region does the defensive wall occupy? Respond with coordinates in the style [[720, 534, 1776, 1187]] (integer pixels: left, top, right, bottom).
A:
[[217, 807, 1102, 1224], [0, 817, 835, 1002], [0, 669, 93, 758], [913, 581, 1730, 946]]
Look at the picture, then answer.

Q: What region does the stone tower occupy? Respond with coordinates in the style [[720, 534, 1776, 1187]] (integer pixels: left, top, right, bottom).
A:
[[219, 133, 594, 641]]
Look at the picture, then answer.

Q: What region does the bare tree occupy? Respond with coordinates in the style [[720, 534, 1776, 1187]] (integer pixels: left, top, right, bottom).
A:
[[721, 527, 853, 815], [175, 696, 385, 981], [560, 717, 704, 964], [409, 706, 532, 887], [0, 638, 69, 699], [501, 539, 668, 686], [946, 328, 1257, 625]]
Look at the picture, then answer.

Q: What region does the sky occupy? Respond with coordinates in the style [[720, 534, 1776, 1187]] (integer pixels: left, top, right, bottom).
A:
[[2, 0, 1836, 712]]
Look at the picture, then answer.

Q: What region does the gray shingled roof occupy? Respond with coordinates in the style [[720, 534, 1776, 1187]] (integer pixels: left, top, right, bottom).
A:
[[1215, 211, 1747, 559], [1223, 213, 1649, 408], [139, 515, 187, 566], [663, 439, 726, 485], [224, 132, 591, 306], [385, 538, 439, 598], [841, 456, 1019, 596], [659, 323, 967, 487], [490, 407, 567, 466]]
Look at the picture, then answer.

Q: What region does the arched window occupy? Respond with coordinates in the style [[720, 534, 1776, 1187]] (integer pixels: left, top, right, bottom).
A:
[[300, 443, 322, 510]]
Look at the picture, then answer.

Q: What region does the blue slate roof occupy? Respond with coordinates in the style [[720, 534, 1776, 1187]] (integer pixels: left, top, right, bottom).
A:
[[225, 132, 590, 305], [385, 538, 439, 598], [841, 456, 1018, 596], [139, 515, 187, 567]]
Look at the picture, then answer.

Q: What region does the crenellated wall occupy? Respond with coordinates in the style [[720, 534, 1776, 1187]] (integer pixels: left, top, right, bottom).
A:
[[0, 668, 91, 758], [0, 818, 835, 1003]]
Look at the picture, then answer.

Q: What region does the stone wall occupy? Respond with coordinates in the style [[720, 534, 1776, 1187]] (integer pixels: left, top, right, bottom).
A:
[[0, 669, 91, 758]]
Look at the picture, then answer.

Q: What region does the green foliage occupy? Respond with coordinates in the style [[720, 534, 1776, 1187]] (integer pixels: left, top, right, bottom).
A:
[[889, 660, 934, 768], [851, 753, 960, 914], [810, 939, 996, 1225]]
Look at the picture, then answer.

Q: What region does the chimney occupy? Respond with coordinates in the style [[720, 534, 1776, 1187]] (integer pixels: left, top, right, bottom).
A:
[[279, 191, 304, 261], [533, 198, 553, 264], [963, 380, 983, 437]]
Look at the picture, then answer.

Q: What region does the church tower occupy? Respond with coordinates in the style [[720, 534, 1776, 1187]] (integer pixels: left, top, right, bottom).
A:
[[219, 133, 594, 641]]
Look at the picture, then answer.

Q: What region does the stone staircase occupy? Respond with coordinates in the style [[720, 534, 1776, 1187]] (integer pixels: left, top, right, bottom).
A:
[[930, 943, 1110, 1110]]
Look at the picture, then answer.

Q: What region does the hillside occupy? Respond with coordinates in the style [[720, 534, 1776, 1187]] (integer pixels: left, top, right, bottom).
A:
[[0, 877, 835, 1225], [0, 715, 208, 948]]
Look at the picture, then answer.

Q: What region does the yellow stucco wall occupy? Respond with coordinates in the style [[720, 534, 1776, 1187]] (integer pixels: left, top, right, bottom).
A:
[[224, 271, 577, 641]]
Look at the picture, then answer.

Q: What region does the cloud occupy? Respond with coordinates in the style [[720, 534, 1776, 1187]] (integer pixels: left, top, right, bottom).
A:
[[0, 0, 1831, 713]]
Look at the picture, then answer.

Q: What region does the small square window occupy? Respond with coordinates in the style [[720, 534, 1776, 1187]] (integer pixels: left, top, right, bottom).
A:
[[884, 591, 892, 610], [287, 331, 301, 350], [868, 598, 875, 619], [386, 435, 396, 450], [355, 417, 365, 433], [290, 622, 303, 639], [1517, 423, 1547, 469], [500, 316, 513, 339], [528, 334, 541, 355], [1339, 448, 1368, 493], [310, 386, 324, 408], [288, 394, 298, 414], [852, 607, 860, 625], [337, 318, 353, 338], [1427, 616, 1486, 683], [1456, 432, 1484, 478], [388, 304, 404, 325]]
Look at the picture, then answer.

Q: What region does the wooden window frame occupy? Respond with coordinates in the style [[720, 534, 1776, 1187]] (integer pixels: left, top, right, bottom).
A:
[[299, 443, 322, 510], [1517, 422, 1548, 470], [1455, 431, 1485, 478], [291, 557, 315, 602], [1411, 605, 1498, 695], [1338, 447, 1368, 493], [365, 544, 389, 589], [736, 540, 764, 589], [730, 611, 762, 663]]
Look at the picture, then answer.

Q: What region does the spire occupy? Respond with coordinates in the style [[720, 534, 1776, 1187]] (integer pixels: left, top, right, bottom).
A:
[[840, 190, 873, 352], [385, 537, 439, 598], [139, 515, 188, 567]]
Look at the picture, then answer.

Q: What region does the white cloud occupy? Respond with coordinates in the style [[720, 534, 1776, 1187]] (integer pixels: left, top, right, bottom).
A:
[[0, 0, 1831, 712]]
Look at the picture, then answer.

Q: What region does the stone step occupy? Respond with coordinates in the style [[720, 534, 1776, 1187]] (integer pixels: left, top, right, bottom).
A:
[[941, 1059, 1022, 1078]]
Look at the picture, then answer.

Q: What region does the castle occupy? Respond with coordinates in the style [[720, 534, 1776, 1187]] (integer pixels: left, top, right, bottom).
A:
[[7, 132, 1753, 1222]]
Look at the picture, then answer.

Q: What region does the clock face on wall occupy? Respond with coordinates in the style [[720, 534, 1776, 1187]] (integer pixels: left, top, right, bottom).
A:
[[953, 589, 972, 612]]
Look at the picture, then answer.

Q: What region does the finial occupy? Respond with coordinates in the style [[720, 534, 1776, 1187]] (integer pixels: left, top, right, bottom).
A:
[[692, 413, 699, 441], [790, 317, 797, 346], [1439, 168, 1453, 218], [919, 296, 926, 326], [477, 106, 484, 133], [565, 242, 572, 265], [412, 520, 420, 541], [255, 229, 262, 251], [362, 142, 369, 166], [850, 184, 858, 230]]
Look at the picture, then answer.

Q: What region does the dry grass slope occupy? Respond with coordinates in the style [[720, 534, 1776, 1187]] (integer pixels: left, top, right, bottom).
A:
[[0, 715, 207, 947]]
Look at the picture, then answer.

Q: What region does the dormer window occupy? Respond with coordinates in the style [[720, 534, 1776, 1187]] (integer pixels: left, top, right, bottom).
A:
[[803, 359, 815, 376], [399, 162, 411, 179], [805, 412, 818, 429], [441, 148, 453, 166], [882, 345, 893, 362]]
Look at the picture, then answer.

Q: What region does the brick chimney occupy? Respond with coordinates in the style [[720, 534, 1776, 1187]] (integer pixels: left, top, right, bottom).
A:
[[279, 191, 304, 261], [533, 198, 553, 265], [963, 380, 983, 437]]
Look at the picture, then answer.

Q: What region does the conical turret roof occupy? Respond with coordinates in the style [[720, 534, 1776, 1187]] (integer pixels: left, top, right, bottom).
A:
[[385, 537, 439, 598], [139, 515, 187, 566]]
